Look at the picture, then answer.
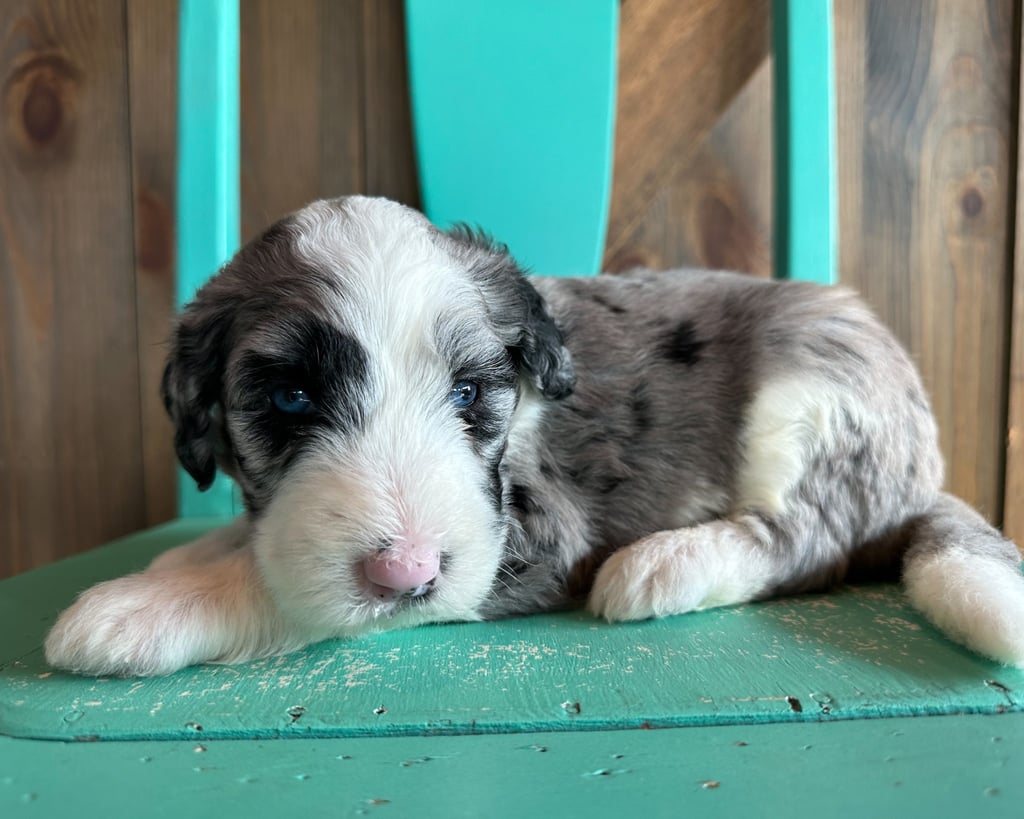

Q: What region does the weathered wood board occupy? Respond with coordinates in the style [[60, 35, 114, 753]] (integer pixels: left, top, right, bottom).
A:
[[2, 712, 1022, 818], [2, 522, 1021, 742], [0, 0, 147, 575]]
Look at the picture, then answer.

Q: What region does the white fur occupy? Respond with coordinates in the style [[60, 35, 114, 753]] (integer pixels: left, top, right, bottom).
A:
[[904, 547, 1024, 668], [147, 518, 249, 571], [588, 517, 775, 621], [736, 377, 870, 515], [46, 199, 510, 676], [43, 547, 299, 677], [251, 447, 500, 640]]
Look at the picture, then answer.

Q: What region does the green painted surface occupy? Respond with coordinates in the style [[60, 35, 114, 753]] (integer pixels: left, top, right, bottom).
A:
[[176, 0, 240, 518], [772, 0, 837, 284], [1, 713, 1021, 818], [406, 0, 618, 276], [3, 524, 1022, 742]]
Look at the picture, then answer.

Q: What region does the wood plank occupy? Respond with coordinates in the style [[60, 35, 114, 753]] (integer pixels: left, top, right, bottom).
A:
[[0, 0, 145, 576], [3, 524, 1023, 742], [604, 58, 772, 278], [835, 0, 1015, 523], [605, 0, 769, 261], [239, 0, 364, 242], [126, 0, 178, 527], [361, 0, 419, 207], [2, 714, 1024, 817], [1004, 14, 1024, 547]]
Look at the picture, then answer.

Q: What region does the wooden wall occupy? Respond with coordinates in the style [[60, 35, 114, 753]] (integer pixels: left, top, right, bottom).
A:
[[0, 0, 1021, 577]]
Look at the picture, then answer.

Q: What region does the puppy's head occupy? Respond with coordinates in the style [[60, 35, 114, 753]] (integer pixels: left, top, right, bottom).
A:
[[162, 197, 574, 637]]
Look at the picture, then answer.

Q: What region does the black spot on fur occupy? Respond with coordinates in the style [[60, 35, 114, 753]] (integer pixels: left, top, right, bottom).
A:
[[499, 558, 533, 578], [229, 317, 369, 501], [459, 382, 514, 451], [591, 293, 627, 315], [662, 320, 706, 366], [630, 384, 652, 434], [487, 443, 508, 512], [510, 484, 541, 516], [599, 477, 625, 495], [489, 459, 504, 511], [849, 445, 869, 472], [566, 403, 596, 421]]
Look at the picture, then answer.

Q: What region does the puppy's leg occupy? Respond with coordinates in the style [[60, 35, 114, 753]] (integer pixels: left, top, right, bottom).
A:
[[588, 515, 782, 621], [147, 518, 249, 572], [45, 545, 305, 677]]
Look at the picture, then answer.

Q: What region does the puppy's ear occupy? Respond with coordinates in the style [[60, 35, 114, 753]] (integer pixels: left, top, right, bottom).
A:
[[161, 299, 233, 491], [445, 226, 576, 400], [504, 272, 577, 399]]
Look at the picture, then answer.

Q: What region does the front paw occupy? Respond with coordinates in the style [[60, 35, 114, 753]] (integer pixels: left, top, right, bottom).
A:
[[45, 573, 219, 677], [587, 530, 723, 622]]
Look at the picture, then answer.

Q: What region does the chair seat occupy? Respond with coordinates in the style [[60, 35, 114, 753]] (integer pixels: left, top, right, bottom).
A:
[[2, 523, 1022, 814], [2, 521, 1021, 742]]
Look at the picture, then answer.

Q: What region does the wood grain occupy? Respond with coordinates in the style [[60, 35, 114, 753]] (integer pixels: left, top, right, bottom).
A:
[[239, 0, 365, 242], [127, 0, 177, 528], [835, 0, 1016, 523], [605, 0, 769, 261], [361, 0, 419, 207], [0, 0, 146, 576], [605, 58, 773, 277], [1004, 7, 1024, 546]]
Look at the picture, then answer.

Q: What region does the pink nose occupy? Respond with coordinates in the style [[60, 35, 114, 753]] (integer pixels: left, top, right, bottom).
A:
[[363, 544, 440, 598]]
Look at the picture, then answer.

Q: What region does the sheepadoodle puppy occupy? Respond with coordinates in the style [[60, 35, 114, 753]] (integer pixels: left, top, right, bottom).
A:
[[45, 196, 1024, 676]]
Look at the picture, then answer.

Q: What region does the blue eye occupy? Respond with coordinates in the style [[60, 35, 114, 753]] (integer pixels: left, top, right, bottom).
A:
[[449, 380, 478, 408], [271, 387, 316, 415]]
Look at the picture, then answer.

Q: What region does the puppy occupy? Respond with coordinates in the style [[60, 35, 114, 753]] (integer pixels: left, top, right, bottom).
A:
[[45, 196, 1024, 676]]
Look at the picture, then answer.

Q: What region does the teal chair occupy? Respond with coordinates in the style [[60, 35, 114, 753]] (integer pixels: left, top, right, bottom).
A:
[[3, 3, 1020, 815]]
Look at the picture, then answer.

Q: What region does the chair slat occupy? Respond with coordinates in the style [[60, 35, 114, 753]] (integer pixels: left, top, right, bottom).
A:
[[772, 0, 838, 284], [176, 0, 240, 517], [406, 0, 618, 277]]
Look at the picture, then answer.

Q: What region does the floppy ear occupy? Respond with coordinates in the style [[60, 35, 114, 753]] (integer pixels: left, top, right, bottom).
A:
[[445, 226, 576, 400], [161, 300, 233, 491], [505, 271, 577, 399]]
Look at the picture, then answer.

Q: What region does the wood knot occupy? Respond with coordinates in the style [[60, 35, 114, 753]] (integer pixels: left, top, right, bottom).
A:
[[23, 79, 61, 142], [4, 52, 80, 163], [961, 187, 984, 218], [136, 188, 174, 271]]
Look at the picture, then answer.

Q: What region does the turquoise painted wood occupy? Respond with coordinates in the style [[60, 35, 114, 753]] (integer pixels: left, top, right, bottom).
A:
[[772, 0, 837, 284], [3, 524, 1022, 743], [2, 714, 1022, 818], [405, 0, 618, 277], [176, 0, 240, 518]]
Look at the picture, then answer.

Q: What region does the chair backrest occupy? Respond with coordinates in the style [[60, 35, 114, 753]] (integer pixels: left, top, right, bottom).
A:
[[177, 0, 241, 518], [773, 0, 837, 285], [406, 0, 618, 277], [174, 0, 836, 518]]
